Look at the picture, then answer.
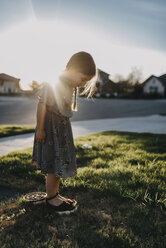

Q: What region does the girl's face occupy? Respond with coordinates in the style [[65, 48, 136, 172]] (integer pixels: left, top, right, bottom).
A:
[[66, 68, 94, 87]]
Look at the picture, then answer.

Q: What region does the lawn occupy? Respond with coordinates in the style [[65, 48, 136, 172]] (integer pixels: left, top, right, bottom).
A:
[[0, 131, 165, 248], [0, 125, 35, 138]]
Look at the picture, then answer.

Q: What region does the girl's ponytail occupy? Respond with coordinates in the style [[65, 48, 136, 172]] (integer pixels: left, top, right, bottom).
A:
[[72, 87, 77, 111]]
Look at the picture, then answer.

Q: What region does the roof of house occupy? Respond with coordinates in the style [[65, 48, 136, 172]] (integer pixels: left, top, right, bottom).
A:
[[98, 68, 110, 76], [142, 74, 166, 87], [0, 73, 20, 82], [141, 75, 155, 86], [158, 74, 166, 86], [98, 68, 110, 78]]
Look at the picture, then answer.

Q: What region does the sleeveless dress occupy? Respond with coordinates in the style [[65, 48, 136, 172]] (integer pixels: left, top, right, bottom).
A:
[[31, 75, 77, 178]]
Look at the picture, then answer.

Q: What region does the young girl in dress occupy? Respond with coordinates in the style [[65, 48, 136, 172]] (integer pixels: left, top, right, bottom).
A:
[[31, 51, 97, 215]]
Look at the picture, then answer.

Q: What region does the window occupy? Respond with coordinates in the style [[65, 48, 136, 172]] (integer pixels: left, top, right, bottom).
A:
[[149, 86, 158, 93]]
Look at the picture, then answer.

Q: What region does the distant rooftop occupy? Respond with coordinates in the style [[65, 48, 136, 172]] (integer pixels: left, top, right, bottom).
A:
[[0, 73, 20, 82], [158, 74, 166, 86], [142, 73, 166, 87]]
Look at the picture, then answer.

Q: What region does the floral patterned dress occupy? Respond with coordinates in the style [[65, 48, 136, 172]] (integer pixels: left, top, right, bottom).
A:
[[31, 76, 77, 178]]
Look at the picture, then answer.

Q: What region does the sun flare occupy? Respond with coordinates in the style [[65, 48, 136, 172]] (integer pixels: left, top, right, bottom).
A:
[[0, 18, 165, 90]]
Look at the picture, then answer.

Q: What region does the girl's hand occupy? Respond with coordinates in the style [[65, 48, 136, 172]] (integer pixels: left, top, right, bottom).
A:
[[36, 129, 46, 144]]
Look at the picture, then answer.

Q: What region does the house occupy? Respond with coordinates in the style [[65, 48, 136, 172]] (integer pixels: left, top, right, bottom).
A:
[[95, 69, 118, 97], [0, 73, 21, 94], [142, 74, 166, 97]]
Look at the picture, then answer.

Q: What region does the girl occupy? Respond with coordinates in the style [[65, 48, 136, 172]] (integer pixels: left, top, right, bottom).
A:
[[31, 51, 97, 215]]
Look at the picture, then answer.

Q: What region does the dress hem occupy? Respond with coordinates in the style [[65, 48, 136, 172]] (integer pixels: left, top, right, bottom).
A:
[[30, 161, 77, 178]]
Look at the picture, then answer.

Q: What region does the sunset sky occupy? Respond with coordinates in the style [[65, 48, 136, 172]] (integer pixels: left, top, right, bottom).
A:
[[0, 0, 166, 89]]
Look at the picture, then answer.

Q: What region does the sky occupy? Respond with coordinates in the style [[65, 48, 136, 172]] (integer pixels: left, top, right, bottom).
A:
[[0, 0, 166, 89]]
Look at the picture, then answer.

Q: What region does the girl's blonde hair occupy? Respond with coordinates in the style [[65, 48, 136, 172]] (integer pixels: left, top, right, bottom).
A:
[[65, 51, 97, 111]]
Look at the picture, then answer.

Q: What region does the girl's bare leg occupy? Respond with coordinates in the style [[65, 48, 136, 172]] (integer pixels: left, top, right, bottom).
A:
[[46, 173, 73, 205], [46, 173, 60, 197]]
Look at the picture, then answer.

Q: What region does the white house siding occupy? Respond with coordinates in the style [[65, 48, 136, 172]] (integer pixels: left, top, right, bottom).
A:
[[0, 81, 19, 93], [143, 77, 164, 95]]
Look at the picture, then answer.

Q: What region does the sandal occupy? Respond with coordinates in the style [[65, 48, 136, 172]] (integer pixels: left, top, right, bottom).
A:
[[57, 192, 78, 206], [46, 192, 77, 206], [45, 192, 78, 215], [32, 192, 77, 206]]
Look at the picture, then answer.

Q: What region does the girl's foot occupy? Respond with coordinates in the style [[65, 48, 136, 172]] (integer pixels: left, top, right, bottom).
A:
[[57, 194, 74, 204], [47, 194, 71, 206], [46, 193, 78, 215]]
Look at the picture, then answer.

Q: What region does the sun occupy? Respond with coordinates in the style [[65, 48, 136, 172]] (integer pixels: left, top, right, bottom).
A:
[[0, 17, 166, 90]]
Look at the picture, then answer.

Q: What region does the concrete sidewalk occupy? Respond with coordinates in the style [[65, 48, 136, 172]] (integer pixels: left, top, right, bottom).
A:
[[0, 114, 166, 156]]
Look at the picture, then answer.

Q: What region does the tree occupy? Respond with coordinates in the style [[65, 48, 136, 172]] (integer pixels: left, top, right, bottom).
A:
[[28, 80, 41, 92], [113, 74, 125, 83], [113, 74, 132, 95], [127, 67, 143, 85], [113, 67, 143, 97]]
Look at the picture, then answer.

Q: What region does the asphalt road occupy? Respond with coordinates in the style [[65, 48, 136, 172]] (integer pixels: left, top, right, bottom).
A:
[[0, 96, 166, 125]]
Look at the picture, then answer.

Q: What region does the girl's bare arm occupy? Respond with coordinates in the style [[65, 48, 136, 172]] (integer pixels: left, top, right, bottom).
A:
[[36, 102, 46, 143]]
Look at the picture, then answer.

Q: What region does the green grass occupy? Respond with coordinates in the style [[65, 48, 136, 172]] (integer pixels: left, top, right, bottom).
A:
[[0, 131, 166, 248], [0, 125, 35, 138]]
